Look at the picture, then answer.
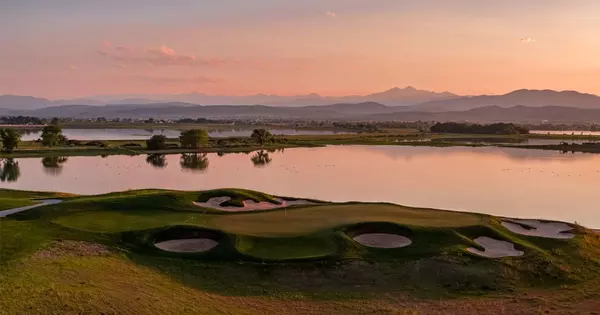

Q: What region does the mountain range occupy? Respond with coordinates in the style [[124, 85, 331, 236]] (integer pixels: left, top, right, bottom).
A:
[[1, 88, 600, 123], [0, 86, 457, 109]]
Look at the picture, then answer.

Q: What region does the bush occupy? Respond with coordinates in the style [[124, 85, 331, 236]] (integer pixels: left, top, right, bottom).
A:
[[146, 135, 168, 150], [179, 129, 209, 149], [121, 143, 143, 148], [430, 122, 529, 135], [40, 125, 65, 147], [84, 141, 107, 147], [66, 139, 83, 146]]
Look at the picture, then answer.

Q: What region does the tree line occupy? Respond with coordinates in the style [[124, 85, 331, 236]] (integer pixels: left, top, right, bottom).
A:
[[146, 128, 275, 150], [430, 122, 529, 135]]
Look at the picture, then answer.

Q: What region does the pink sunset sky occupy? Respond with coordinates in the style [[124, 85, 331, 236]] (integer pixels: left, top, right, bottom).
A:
[[1, 0, 600, 99]]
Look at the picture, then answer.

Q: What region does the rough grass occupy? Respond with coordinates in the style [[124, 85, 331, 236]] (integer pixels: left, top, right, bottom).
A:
[[0, 198, 35, 211], [0, 189, 73, 211]]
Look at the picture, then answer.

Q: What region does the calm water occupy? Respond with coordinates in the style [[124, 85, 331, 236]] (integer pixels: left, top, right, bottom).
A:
[[531, 130, 600, 136], [19, 128, 350, 141], [2, 145, 599, 227]]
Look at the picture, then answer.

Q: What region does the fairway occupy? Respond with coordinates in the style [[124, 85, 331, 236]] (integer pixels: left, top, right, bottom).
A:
[[52, 202, 482, 235]]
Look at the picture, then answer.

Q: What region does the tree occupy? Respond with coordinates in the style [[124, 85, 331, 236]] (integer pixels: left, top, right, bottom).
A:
[[50, 117, 60, 125], [146, 135, 168, 150], [179, 129, 209, 149], [0, 158, 20, 182], [250, 129, 273, 146], [40, 125, 65, 147], [0, 128, 21, 153], [41, 156, 68, 176], [180, 153, 209, 172], [146, 154, 167, 168], [250, 150, 272, 167]]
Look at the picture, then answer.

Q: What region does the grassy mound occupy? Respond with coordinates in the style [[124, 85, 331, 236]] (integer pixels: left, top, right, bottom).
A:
[[1, 188, 600, 314]]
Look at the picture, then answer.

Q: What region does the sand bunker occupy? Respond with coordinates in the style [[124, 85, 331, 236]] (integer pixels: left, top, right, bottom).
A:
[[193, 197, 314, 212], [154, 238, 219, 253], [501, 219, 574, 239], [0, 199, 63, 218], [467, 237, 524, 258], [352, 233, 412, 249]]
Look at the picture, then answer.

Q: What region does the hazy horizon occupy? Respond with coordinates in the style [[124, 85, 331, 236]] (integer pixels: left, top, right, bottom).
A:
[[3, 1, 600, 99]]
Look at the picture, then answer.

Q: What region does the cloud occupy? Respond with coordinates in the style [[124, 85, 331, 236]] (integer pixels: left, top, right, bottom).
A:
[[326, 11, 337, 17], [103, 40, 111, 48], [98, 44, 230, 67], [68, 64, 77, 71], [145, 45, 197, 66], [520, 37, 536, 43]]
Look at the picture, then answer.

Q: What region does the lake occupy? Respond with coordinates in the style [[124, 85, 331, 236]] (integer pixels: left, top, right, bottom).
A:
[[18, 128, 351, 141], [2, 145, 599, 228], [531, 130, 600, 136]]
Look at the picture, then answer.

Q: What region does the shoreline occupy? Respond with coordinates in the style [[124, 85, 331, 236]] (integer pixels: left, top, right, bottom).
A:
[[2, 137, 600, 158]]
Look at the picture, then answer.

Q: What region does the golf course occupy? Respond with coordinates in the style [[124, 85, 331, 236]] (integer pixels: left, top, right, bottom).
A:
[[1, 188, 599, 314]]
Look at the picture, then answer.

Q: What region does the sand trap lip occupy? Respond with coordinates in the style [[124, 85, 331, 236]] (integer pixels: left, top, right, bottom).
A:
[[193, 196, 314, 212], [154, 238, 219, 253], [352, 233, 412, 248], [501, 219, 574, 239], [467, 237, 524, 258], [0, 199, 63, 218]]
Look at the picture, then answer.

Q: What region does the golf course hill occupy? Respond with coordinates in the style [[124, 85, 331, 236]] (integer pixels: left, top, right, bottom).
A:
[[1, 188, 599, 314]]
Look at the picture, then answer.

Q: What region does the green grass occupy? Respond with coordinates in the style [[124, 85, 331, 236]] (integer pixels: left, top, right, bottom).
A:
[[0, 198, 35, 211], [235, 234, 339, 260], [0, 189, 72, 211], [1, 187, 600, 314]]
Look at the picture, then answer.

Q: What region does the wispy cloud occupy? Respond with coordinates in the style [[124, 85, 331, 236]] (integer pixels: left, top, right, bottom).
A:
[[326, 11, 337, 17], [520, 37, 536, 43], [98, 44, 229, 67], [145, 45, 197, 66]]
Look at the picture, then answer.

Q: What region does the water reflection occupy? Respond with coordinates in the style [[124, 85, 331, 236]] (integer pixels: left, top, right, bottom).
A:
[[41, 157, 69, 176], [3, 146, 600, 227], [0, 158, 20, 182], [180, 153, 209, 172], [250, 150, 272, 167], [19, 128, 352, 141], [146, 154, 168, 168]]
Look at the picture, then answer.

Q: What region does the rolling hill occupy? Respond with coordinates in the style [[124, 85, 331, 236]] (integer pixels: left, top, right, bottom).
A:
[[408, 89, 600, 112]]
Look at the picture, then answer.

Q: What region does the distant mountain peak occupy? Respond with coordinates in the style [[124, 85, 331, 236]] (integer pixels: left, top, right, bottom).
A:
[[411, 88, 600, 112]]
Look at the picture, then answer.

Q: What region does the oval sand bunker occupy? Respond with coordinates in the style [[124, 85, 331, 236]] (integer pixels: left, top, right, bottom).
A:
[[155, 238, 219, 253], [467, 237, 524, 258], [353, 233, 412, 249], [193, 196, 314, 212], [501, 219, 574, 239]]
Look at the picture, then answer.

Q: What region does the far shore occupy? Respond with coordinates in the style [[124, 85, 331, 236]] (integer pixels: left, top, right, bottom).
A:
[[1, 131, 600, 158]]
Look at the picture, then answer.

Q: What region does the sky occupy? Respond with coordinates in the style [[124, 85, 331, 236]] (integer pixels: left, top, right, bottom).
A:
[[2, 0, 600, 99]]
